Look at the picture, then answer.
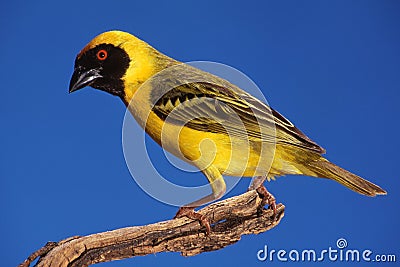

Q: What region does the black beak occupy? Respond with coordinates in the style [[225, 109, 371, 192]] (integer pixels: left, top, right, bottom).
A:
[[69, 67, 102, 93]]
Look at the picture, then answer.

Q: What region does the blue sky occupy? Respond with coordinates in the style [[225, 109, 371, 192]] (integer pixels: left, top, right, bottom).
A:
[[1, 1, 399, 266]]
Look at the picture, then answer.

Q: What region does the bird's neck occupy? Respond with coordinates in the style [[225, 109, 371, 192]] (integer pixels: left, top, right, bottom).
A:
[[122, 54, 179, 104]]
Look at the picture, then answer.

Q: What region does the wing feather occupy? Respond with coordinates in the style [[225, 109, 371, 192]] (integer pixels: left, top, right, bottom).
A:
[[150, 65, 325, 154]]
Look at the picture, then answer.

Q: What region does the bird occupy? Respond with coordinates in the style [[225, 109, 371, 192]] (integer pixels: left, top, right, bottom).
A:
[[69, 30, 386, 233]]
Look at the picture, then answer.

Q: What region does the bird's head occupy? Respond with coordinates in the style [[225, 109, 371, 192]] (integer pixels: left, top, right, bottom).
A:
[[69, 31, 167, 101]]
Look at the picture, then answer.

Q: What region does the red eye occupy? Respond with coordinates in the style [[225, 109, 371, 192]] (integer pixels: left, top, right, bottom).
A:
[[96, 49, 108, 61]]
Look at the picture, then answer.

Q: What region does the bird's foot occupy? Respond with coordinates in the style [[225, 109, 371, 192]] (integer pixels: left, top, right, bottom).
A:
[[174, 206, 211, 235], [256, 185, 277, 218]]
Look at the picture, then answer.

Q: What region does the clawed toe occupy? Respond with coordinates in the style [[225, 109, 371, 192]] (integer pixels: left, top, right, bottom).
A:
[[175, 206, 211, 235], [256, 185, 277, 218]]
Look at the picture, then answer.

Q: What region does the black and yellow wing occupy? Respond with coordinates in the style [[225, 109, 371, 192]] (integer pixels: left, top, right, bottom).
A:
[[149, 64, 325, 154]]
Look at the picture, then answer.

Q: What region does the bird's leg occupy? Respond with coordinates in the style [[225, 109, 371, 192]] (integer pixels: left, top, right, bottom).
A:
[[248, 175, 267, 191], [174, 166, 226, 235], [249, 176, 277, 217]]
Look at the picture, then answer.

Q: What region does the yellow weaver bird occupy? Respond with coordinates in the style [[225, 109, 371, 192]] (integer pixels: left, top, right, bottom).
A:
[[69, 31, 386, 233]]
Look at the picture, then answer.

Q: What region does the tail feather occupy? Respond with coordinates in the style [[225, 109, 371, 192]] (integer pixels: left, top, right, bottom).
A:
[[308, 159, 387, 197]]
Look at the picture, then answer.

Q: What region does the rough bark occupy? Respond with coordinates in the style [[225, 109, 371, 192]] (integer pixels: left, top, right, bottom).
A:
[[19, 190, 284, 267]]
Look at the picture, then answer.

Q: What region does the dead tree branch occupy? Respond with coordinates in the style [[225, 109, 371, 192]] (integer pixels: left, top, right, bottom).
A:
[[19, 190, 284, 267]]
